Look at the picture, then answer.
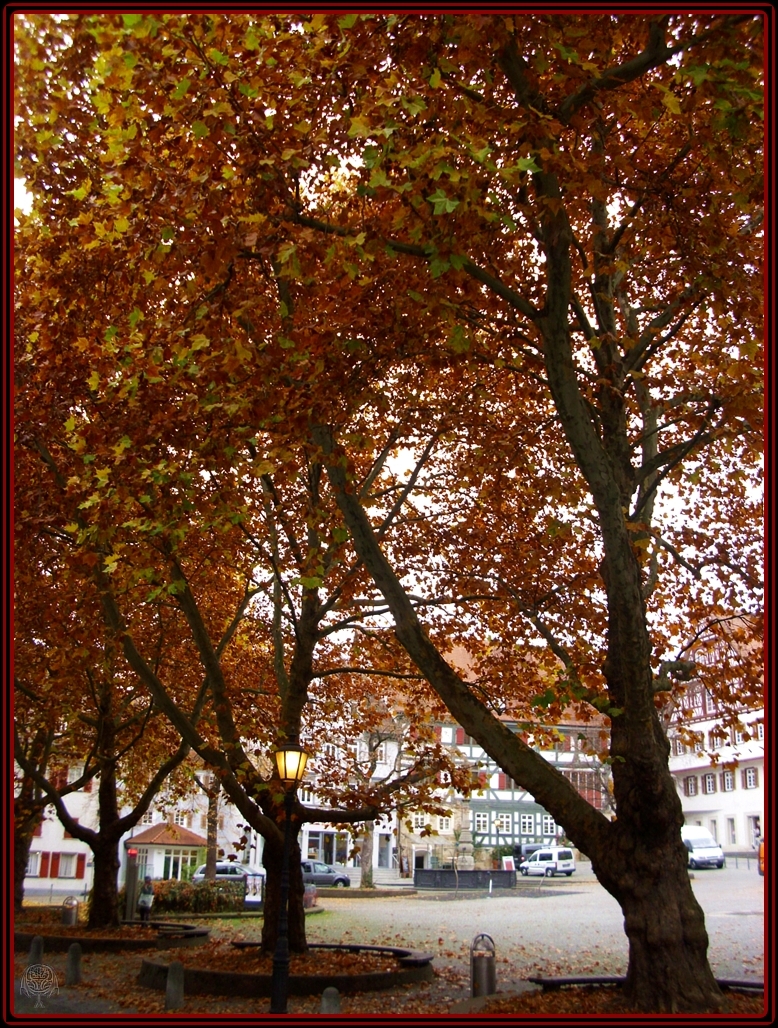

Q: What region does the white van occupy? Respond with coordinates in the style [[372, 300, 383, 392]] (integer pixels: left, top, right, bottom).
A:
[[681, 826, 725, 869], [519, 846, 576, 877]]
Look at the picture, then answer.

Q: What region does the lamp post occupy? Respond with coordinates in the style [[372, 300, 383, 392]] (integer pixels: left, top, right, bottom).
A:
[[269, 741, 309, 1015]]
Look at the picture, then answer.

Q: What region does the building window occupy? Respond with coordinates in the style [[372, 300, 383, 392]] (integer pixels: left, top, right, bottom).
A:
[[141, 811, 154, 825], [440, 726, 453, 744], [683, 777, 698, 797], [520, 813, 534, 835], [58, 854, 76, 878], [727, 818, 736, 845], [742, 767, 758, 789], [494, 812, 512, 835], [412, 813, 427, 831], [163, 848, 199, 880], [710, 820, 718, 842], [474, 811, 489, 833], [542, 815, 556, 836], [172, 811, 187, 827], [702, 773, 717, 795], [438, 816, 451, 832], [721, 770, 735, 792], [27, 852, 41, 876], [756, 722, 764, 741]]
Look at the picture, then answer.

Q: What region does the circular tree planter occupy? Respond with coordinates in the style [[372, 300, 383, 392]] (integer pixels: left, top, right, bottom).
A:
[[139, 942, 434, 997]]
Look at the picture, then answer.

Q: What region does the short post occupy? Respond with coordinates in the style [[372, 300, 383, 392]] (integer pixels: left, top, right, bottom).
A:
[[470, 932, 496, 997], [61, 896, 79, 926], [28, 936, 44, 966], [65, 943, 82, 985], [320, 986, 341, 1013], [165, 960, 185, 1010]]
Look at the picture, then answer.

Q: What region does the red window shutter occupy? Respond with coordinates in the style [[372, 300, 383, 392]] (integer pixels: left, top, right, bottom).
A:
[[498, 773, 507, 789], [39, 853, 50, 877], [434, 726, 441, 740], [456, 728, 465, 745], [49, 853, 60, 878], [76, 854, 86, 879], [33, 821, 43, 837]]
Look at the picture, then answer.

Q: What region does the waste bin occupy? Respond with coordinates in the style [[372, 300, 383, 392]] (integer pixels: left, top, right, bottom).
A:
[[62, 896, 79, 926], [470, 932, 496, 997]]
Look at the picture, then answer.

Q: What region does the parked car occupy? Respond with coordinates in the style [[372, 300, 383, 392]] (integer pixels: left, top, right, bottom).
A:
[[192, 861, 265, 886], [519, 847, 576, 877], [681, 826, 725, 869], [300, 860, 351, 887]]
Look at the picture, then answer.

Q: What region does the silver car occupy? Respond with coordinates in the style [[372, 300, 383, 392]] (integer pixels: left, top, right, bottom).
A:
[[191, 861, 265, 887], [300, 860, 351, 887]]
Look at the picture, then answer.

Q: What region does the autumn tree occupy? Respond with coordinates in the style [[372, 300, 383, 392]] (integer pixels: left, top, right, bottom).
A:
[[13, 12, 763, 1006]]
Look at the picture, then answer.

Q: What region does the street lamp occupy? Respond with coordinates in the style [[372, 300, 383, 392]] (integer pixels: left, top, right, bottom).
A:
[[269, 741, 309, 1015]]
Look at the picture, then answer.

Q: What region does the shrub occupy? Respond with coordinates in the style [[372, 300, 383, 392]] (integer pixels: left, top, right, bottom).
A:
[[118, 879, 247, 916]]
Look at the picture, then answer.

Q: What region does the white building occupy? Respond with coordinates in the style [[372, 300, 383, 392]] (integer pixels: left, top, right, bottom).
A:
[[667, 688, 764, 854]]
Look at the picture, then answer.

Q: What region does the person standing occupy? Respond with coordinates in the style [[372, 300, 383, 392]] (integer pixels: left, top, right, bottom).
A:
[[138, 876, 154, 923]]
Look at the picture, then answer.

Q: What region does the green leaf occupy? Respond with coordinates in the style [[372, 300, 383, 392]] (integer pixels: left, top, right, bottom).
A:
[[448, 324, 470, 353], [208, 48, 229, 66], [87, 370, 101, 391], [171, 78, 191, 100], [516, 157, 542, 173], [298, 575, 322, 590], [427, 188, 460, 215], [192, 121, 210, 139], [122, 14, 143, 28], [129, 306, 143, 329], [338, 13, 358, 28], [348, 116, 373, 139], [429, 257, 450, 279]]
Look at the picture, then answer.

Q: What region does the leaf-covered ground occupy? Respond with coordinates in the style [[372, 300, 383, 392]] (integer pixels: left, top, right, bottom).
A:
[[14, 912, 764, 1017]]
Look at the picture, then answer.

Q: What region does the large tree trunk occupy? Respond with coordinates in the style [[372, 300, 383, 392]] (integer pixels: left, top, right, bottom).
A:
[[359, 820, 376, 888], [260, 828, 306, 953], [89, 840, 121, 929], [14, 820, 38, 913]]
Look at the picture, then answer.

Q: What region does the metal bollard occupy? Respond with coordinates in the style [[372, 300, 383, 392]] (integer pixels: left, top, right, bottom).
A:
[[470, 932, 496, 997], [61, 896, 79, 926]]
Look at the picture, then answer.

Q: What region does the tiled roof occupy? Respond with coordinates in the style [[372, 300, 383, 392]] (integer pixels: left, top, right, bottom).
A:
[[124, 823, 207, 847]]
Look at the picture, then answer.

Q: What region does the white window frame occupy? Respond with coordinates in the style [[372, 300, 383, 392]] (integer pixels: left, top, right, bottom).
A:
[[412, 813, 427, 831], [27, 852, 41, 876], [702, 773, 716, 795], [542, 814, 556, 835], [684, 776, 698, 797], [744, 767, 758, 789], [722, 770, 735, 792], [438, 816, 452, 832], [474, 811, 489, 833], [520, 813, 534, 835]]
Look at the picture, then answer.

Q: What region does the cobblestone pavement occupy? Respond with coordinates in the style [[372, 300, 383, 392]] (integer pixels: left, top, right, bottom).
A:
[[12, 863, 763, 1018]]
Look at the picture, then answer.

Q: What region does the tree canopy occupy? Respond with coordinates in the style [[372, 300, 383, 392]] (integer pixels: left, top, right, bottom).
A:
[[14, 12, 763, 1009]]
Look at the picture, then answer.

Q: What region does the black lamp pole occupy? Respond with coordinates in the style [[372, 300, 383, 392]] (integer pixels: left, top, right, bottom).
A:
[[269, 742, 308, 1015], [269, 787, 295, 1013]]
